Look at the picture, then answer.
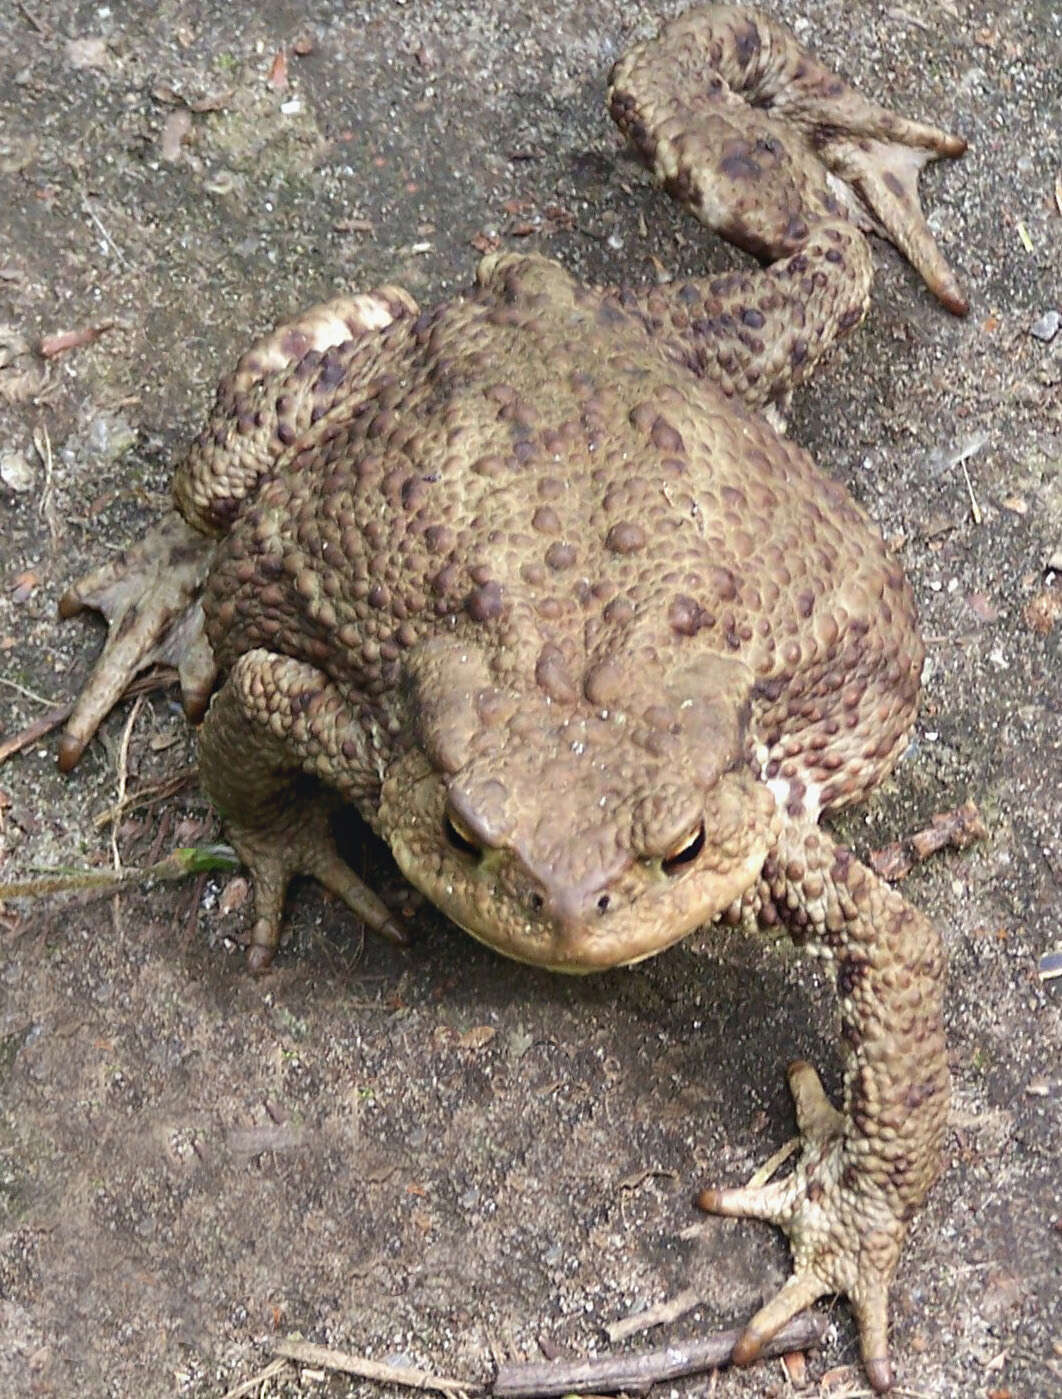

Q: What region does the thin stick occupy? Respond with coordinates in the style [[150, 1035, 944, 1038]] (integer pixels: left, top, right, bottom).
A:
[[16, 1, 49, 36], [33, 424, 59, 549], [606, 1286, 700, 1343], [273, 1339, 474, 1395], [493, 1313, 827, 1397], [0, 666, 178, 769], [219, 1357, 291, 1399], [0, 674, 58, 707], [82, 199, 128, 267], [0, 844, 239, 901], [92, 766, 196, 828], [110, 695, 143, 866], [0, 702, 72, 764]]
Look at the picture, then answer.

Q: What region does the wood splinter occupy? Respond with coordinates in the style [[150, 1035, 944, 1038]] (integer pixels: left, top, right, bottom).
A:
[[493, 1313, 828, 1396]]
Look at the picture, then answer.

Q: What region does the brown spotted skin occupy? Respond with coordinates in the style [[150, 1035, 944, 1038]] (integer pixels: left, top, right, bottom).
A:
[[57, 8, 967, 1391]]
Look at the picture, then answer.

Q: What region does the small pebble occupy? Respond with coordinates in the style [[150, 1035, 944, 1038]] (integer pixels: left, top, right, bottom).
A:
[[0, 448, 34, 492], [1029, 309, 1060, 342]]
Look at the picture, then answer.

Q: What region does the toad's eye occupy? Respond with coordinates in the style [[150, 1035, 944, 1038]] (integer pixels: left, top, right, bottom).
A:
[[444, 811, 481, 858], [662, 821, 705, 877]]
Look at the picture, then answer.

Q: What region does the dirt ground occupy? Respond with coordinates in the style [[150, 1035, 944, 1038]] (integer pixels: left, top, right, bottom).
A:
[[0, 2, 1059, 1396]]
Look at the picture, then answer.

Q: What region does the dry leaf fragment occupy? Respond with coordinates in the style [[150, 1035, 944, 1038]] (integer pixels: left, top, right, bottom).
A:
[[159, 108, 193, 162], [38, 323, 112, 358], [871, 802, 987, 879], [868, 840, 911, 880], [0, 325, 47, 403], [153, 84, 232, 113], [457, 1025, 496, 1050], [1023, 590, 1062, 634], [268, 50, 289, 90], [7, 569, 38, 604], [219, 876, 250, 916], [910, 801, 988, 860], [781, 1348, 806, 1384], [187, 91, 232, 113]]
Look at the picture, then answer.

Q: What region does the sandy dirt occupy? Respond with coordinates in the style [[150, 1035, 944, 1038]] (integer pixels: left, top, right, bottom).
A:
[[0, 2, 1059, 1396]]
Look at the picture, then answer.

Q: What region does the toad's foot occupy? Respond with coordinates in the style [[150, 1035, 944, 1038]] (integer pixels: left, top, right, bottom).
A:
[[218, 789, 407, 974], [709, 824, 950, 1392], [699, 1060, 901, 1392], [58, 511, 215, 771], [198, 649, 405, 970], [610, 4, 967, 313], [57, 287, 419, 770]]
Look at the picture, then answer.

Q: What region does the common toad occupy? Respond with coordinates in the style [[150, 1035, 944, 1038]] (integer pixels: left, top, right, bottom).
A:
[[58, 7, 967, 1390]]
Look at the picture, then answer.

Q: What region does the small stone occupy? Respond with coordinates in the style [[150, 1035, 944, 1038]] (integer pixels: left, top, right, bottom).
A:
[[65, 36, 110, 70], [1029, 309, 1060, 342], [0, 449, 34, 492]]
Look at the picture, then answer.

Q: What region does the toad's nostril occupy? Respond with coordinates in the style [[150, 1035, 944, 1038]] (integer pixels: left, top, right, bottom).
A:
[[529, 892, 544, 912], [597, 893, 611, 914]]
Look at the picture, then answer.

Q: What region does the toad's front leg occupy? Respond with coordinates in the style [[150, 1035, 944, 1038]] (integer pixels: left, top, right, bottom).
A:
[[198, 649, 405, 971], [700, 824, 948, 1392]]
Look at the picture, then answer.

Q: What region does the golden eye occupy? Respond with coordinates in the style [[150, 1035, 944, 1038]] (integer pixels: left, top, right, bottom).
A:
[[662, 821, 705, 876], [444, 811, 481, 858]]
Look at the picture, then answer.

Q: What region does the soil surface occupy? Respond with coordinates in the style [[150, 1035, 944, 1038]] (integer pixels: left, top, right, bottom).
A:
[[1, 3, 1059, 1397]]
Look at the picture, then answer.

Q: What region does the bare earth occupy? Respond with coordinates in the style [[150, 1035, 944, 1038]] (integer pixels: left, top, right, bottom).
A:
[[0, 3, 1059, 1397]]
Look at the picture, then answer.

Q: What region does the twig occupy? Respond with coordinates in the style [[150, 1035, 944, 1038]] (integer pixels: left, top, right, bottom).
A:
[[32, 424, 59, 549], [870, 800, 987, 881], [606, 1287, 700, 1343], [82, 198, 128, 266], [272, 1339, 474, 1395], [492, 1313, 827, 1397], [219, 1357, 291, 1399], [0, 666, 179, 769], [16, 1, 49, 35], [0, 673, 59, 706], [0, 844, 239, 901], [0, 702, 73, 764], [960, 459, 982, 525], [110, 695, 143, 868], [92, 765, 196, 828]]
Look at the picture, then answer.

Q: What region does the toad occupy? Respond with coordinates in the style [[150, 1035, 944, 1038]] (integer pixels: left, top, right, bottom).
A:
[[56, 7, 967, 1391]]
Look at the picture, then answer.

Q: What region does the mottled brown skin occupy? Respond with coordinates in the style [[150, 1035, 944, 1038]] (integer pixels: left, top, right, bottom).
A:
[[56, 8, 968, 1392]]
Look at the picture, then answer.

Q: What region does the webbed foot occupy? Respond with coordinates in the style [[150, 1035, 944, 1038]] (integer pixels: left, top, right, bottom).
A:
[[223, 794, 407, 974], [197, 648, 407, 970], [58, 511, 215, 770], [610, 4, 967, 313], [699, 1059, 904, 1392]]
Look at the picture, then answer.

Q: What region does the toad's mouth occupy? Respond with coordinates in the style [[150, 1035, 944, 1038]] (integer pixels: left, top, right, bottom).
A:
[[446, 908, 699, 975], [393, 839, 769, 975]]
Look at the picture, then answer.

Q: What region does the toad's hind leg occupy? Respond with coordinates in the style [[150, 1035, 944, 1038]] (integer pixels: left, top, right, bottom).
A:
[[700, 824, 949, 1392], [58, 287, 418, 769], [198, 649, 404, 972], [610, 4, 966, 315]]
